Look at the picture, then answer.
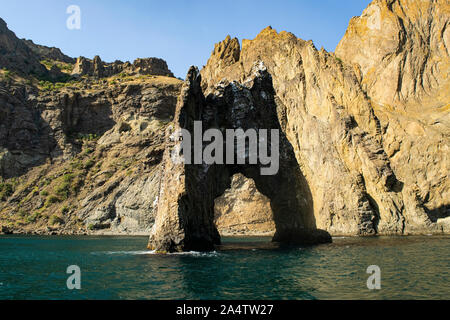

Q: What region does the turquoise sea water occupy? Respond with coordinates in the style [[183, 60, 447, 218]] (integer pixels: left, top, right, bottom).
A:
[[0, 235, 448, 300]]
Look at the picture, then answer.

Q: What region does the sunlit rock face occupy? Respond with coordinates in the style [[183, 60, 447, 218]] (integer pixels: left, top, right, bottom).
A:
[[71, 56, 174, 78], [336, 0, 450, 228], [199, 27, 404, 237], [214, 173, 276, 237], [336, 0, 449, 107]]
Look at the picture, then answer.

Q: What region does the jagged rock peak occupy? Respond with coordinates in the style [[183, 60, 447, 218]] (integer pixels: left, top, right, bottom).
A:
[[71, 55, 175, 78], [200, 25, 323, 93], [200, 35, 241, 89], [252, 25, 299, 42], [212, 35, 240, 62], [205, 26, 308, 66]]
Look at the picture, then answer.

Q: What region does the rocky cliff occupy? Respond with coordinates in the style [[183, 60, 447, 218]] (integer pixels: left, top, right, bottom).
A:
[[0, 18, 48, 77], [336, 0, 450, 229], [0, 0, 449, 243], [0, 17, 182, 235]]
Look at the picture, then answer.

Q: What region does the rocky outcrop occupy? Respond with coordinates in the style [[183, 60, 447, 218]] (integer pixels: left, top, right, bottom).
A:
[[198, 27, 405, 236], [214, 173, 275, 236], [0, 83, 57, 178], [0, 16, 183, 235], [71, 56, 174, 78], [0, 75, 182, 234], [0, 18, 48, 76], [336, 0, 449, 106], [133, 58, 175, 77]]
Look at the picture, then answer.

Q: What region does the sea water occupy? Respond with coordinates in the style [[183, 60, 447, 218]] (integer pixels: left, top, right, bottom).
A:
[[0, 235, 448, 300]]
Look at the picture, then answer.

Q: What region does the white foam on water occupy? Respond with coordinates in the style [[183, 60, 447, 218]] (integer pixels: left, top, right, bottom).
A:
[[169, 251, 219, 257], [91, 250, 156, 256], [92, 250, 219, 257]]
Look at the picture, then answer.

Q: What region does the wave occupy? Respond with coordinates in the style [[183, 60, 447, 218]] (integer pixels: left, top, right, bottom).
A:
[[170, 251, 220, 257], [91, 250, 220, 257]]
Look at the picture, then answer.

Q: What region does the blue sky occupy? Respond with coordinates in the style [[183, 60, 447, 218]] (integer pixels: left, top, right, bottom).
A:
[[0, 0, 371, 78]]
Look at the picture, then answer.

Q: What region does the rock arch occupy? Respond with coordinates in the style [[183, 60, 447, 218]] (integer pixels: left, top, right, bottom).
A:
[[148, 65, 331, 252]]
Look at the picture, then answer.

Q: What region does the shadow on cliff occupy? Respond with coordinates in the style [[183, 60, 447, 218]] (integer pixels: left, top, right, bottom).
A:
[[425, 205, 450, 223], [0, 87, 115, 179], [0, 86, 60, 178], [224, 126, 327, 245]]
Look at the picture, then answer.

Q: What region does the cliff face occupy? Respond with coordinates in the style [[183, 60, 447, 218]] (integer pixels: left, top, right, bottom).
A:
[[336, 0, 449, 107], [0, 17, 183, 235], [0, 72, 182, 235], [148, 65, 331, 252], [336, 0, 450, 228], [0, 18, 48, 77]]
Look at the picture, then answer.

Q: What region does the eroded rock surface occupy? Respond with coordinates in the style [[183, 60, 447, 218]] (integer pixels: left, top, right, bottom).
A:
[[71, 56, 174, 78], [336, 0, 449, 107], [199, 28, 402, 236], [336, 0, 450, 226], [23, 39, 76, 65], [0, 18, 48, 76], [0, 75, 182, 234], [214, 173, 275, 236]]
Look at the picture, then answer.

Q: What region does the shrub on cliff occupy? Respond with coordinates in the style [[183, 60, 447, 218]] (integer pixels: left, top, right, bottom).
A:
[[0, 183, 14, 201], [49, 215, 64, 225]]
